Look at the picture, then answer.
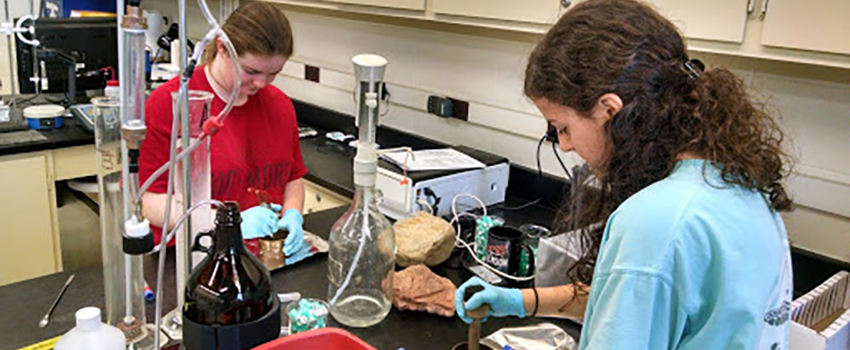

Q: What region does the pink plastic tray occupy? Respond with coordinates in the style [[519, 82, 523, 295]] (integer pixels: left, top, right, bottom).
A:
[[253, 328, 377, 350]]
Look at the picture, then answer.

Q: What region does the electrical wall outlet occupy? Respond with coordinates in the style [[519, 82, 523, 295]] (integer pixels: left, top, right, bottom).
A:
[[305, 65, 320, 83], [427, 95, 454, 118], [448, 97, 468, 121]]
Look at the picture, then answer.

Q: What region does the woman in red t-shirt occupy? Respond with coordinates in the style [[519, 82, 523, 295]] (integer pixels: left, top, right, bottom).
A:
[[139, 2, 310, 263]]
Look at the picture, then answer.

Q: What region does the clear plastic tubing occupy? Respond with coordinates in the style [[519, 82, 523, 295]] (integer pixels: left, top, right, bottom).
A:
[[151, 0, 242, 348], [134, 24, 240, 204]]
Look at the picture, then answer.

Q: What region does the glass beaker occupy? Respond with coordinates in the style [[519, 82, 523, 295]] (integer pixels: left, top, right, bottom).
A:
[[327, 185, 395, 327], [93, 96, 155, 349], [172, 90, 214, 270], [165, 90, 214, 338]]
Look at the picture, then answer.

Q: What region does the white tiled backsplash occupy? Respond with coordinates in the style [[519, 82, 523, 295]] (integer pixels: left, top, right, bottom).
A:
[[83, 1, 850, 263]]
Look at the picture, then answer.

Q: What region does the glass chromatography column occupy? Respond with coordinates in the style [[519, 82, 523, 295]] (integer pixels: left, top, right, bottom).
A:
[[93, 96, 156, 349]]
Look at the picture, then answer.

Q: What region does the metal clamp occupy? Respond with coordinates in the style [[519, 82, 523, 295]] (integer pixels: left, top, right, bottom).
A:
[[14, 15, 39, 47]]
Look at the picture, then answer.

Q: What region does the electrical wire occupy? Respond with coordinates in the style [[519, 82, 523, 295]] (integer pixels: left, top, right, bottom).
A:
[[379, 84, 391, 117], [415, 199, 434, 215], [448, 193, 535, 282], [537, 134, 545, 177], [14, 93, 41, 105], [500, 134, 546, 211], [498, 198, 541, 211], [552, 140, 573, 183]]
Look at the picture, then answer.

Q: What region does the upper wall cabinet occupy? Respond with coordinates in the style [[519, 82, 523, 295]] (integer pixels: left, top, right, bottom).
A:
[[327, 0, 426, 10], [760, 0, 850, 55], [431, 0, 564, 25], [645, 0, 752, 43]]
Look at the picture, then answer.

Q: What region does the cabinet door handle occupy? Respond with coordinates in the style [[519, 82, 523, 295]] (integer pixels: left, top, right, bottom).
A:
[[747, 0, 755, 14], [316, 193, 322, 202], [561, 0, 572, 8], [760, 0, 770, 20]]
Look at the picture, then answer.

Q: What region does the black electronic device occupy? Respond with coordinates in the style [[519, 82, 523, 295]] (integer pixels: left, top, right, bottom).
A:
[[156, 22, 194, 54], [427, 95, 454, 118], [545, 123, 558, 143], [15, 17, 118, 96]]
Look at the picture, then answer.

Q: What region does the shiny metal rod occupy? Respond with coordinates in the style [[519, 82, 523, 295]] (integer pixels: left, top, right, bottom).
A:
[[4, 0, 17, 108]]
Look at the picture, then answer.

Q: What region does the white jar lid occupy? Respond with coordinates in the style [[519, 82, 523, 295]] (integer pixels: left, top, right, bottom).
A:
[[23, 104, 65, 119], [75, 307, 103, 332]]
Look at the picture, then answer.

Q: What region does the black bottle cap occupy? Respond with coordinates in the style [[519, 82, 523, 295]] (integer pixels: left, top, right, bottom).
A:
[[123, 232, 154, 255], [216, 201, 242, 226]]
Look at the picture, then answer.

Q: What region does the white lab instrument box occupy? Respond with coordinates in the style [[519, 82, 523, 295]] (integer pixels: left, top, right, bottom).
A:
[[376, 146, 509, 220]]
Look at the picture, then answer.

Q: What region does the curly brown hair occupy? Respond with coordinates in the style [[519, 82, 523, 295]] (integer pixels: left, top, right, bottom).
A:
[[524, 0, 793, 288]]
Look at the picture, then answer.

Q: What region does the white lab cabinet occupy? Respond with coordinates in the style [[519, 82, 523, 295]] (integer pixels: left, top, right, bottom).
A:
[[760, 0, 850, 56], [327, 0, 425, 10], [303, 179, 350, 214], [0, 145, 96, 286], [645, 0, 751, 43], [431, 0, 564, 24], [0, 153, 60, 286]]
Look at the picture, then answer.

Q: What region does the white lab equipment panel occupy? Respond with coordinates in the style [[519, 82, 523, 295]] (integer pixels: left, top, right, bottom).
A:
[[645, 0, 751, 43], [760, 0, 850, 56], [377, 162, 509, 220], [431, 0, 564, 24]]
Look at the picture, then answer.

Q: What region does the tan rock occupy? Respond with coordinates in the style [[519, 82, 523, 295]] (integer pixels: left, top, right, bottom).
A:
[[394, 211, 456, 267], [392, 265, 456, 317]]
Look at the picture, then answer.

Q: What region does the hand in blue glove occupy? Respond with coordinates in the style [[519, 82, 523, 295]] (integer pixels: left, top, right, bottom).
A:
[[278, 209, 304, 256], [454, 276, 526, 324], [284, 238, 314, 265], [240, 204, 282, 239]]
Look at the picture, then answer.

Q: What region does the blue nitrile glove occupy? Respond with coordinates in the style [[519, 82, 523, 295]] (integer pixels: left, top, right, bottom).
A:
[[278, 209, 304, 256], [454, 276, 526, 324], [284, 238, 313, 265], [240, 204, 282, 239]]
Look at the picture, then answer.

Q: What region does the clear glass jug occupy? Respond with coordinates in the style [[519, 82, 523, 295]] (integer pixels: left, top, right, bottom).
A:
[[327, 185, 396, 327]]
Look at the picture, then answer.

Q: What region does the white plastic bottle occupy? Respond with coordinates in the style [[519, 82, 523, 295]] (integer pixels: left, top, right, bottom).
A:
[[104, 80, 120, 98], [0, 99, 9, 122], [54, 307, 126, 350]]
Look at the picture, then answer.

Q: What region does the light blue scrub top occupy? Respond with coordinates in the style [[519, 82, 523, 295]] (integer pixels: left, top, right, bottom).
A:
[[579, 159, 792, 350]]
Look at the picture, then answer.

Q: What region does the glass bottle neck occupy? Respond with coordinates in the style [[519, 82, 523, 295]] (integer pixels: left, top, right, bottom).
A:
[[351, 185, 379, 209], [213, 223, 246, 253]]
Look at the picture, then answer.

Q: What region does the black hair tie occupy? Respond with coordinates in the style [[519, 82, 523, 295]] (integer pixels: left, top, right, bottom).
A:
[[684, 58, 705, 79]]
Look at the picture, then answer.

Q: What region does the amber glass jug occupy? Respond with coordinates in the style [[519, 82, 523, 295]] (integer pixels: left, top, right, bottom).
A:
[[184, 202, 275, 325]]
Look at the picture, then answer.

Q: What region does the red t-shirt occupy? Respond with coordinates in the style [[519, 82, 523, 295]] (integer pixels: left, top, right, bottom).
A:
[[139, 66, 308, 244]]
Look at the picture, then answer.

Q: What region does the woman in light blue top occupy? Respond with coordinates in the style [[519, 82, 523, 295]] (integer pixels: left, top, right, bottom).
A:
[[454, 0, 795, 349]]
